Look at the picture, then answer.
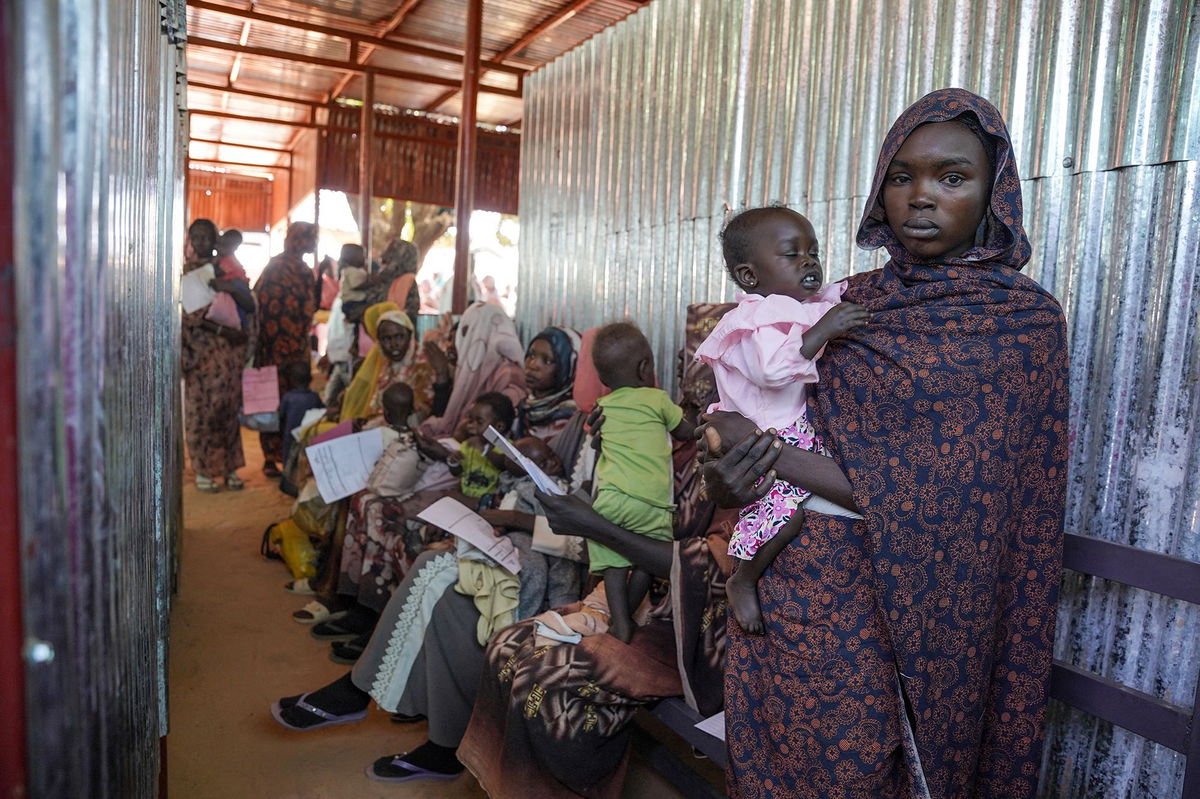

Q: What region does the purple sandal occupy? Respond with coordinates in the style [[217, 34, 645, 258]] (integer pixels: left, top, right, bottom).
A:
[[365, 754, 462, 783], [269, 692, 367, 731]]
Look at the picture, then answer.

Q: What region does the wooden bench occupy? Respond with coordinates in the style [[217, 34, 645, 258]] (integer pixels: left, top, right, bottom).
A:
[[636, 532, 1200, 797], [1050, 533, 1200, 798]]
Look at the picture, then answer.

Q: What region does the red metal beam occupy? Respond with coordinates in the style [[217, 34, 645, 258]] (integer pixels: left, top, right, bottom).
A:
[[187, 79, 323, 108], [378, 0, 424, 37], [189, 136, 294, 155], [359, 73, 376, 259], [326, 0, 424, 103], [452, 0, 483, 313], [495, 0, 600, 61], [424, 0, 594, 111], [188, 36, 522, 98], [424, 87, 457, 113], [190, 108, 319, 128], [187, 0, 525, 77], [188, 158, 288, 170]]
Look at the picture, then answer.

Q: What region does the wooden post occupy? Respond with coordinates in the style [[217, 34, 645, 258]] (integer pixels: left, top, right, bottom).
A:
[[451, 0, 483, 313], [359, 73, 375, 262]]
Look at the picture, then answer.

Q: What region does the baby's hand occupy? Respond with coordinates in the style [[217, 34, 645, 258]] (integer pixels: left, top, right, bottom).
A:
[[816, 301, 870, 338]]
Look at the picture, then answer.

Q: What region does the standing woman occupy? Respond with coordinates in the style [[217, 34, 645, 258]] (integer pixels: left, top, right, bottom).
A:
[[704, 90, 1069, 797], [181, 219, 254, 492], [254, 221, 319, 477]]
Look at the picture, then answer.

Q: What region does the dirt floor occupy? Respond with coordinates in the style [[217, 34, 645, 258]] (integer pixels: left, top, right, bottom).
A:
[[168, 429, 709, 798]]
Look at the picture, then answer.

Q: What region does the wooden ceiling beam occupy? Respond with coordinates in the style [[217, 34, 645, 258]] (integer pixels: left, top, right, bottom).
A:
[[189, 36, 522, 98], [187, 0, 525, 77]]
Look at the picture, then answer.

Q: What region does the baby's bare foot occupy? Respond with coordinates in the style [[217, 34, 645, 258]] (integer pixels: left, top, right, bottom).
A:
[[726, 571, 765, 635]]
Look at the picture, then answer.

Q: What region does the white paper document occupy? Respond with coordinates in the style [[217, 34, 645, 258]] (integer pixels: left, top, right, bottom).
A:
[[180, 264, 216, 313], [417, 497, 522, 574], [292, 407, 328, 441], [306, 428, 386, 503], [483, 426, 565, 496], [695, 711, 725, 741]]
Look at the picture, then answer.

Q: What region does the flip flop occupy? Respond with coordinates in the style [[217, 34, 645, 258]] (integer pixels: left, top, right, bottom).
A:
[[389, 712, 425, 724], [311, 618, 366, 641], [269, 692, 367, 731], [365, 754, 461, 783], [292, 600, 347, 625], [284, 578, 316, 596], [534, 611, 582, 645], [329, 636, 367, 665], [195, 476, 221, 494]]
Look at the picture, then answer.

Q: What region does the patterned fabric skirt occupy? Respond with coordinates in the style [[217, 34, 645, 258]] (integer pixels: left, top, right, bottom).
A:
[[727, 414, 823, 560], [337, 489, 446, 612], [183, 336, 245, 478]]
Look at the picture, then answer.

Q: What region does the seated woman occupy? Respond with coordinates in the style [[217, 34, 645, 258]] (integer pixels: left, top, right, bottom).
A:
[[418, 301, 528, 440], [323, 391, 519, 649], [270, 469, 728, 788], [515, 326, 581, 443], [277, 302, 433, 595], [269, 343, 727, 790]]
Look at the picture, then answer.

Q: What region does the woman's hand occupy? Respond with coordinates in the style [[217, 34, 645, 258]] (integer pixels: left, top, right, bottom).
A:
[[585, 406, 605, 451], [423, 340, 452, 382], [694, 411, 757, 461], [217, 325, 248, 346], [699, 427, 784, 509], [415, 433, 453, 462]]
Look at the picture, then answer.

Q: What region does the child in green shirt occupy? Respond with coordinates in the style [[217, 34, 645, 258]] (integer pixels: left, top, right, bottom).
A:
[[590, 322, 694, 642]]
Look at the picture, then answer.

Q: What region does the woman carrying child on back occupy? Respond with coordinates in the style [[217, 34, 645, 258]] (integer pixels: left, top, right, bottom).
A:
[[695, 206, 868, 633]]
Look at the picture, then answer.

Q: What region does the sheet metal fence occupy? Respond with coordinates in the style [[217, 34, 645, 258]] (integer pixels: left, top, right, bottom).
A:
[[515, 1, 1200, 796], [8, 0, 185, 795]]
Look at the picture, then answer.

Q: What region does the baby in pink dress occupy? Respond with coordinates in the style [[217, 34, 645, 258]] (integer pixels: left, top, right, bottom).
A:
[[695, 207, 869, 634]]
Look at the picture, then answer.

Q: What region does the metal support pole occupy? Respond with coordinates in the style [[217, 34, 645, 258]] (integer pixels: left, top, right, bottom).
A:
[[359, 73, 375, 261], [313, 128, 323, 256], [452, 0, 483, 313]]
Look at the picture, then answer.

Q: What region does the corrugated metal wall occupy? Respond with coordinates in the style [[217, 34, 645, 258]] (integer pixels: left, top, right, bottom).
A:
[[515, 1, 1200, 796], [8, 0, 185, 795]]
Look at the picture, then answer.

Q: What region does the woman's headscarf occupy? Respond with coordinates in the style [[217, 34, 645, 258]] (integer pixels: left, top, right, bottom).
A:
[[519, 326, 582, 433], [758, 89, 1068, 796], [420, 302, 526, 436], [339, 301, 415, 422], [380, 239, 419, 275], [856, 88, 1031, 274]]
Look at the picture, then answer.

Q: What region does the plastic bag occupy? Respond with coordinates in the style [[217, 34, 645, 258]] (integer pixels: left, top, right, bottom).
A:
[[205, 291, 241, 328], [264, 519, 318, 579]]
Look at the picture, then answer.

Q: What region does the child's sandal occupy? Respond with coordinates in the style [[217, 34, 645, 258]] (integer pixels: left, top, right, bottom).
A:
[[196, 476, 221, 493], [225, 472, 244, 490]]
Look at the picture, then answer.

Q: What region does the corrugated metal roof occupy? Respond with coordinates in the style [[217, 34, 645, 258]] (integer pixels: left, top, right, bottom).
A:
[[185, 0, 647, 174]]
